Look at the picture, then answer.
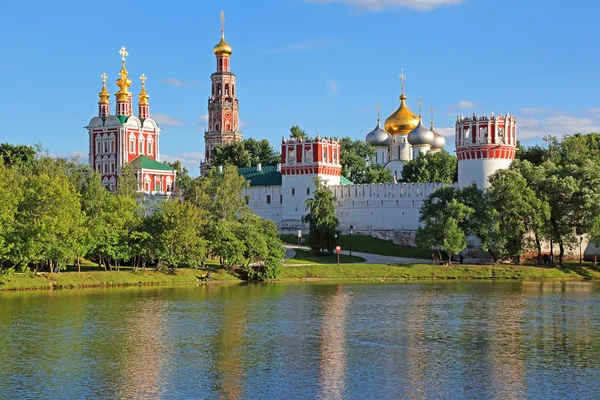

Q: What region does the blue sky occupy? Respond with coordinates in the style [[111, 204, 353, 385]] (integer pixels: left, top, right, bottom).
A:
[[1, 0, 599, 174]]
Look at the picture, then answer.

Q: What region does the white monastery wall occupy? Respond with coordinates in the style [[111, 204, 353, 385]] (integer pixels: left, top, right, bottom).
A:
[[458, 158, 512, 189], [245, 186, 283, 224]]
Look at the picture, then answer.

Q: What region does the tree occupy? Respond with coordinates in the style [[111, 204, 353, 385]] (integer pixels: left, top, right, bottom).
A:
[[0, 143, 36, 168], [211, 141, 252, 168], [486, 168, 550, 263], [416, 198, 472, 264], [401, 151, 458, 183], [235, 213, 284, 280], [243, 138, 281, 166], [145, 199, 208, 270], [515, 141, 549, 166], [0, 164, 22, 267], [289, 125, 308, 141], [339, 137, 393, 184], [166, 160, 192, 195], [303, 177, 339, 255]]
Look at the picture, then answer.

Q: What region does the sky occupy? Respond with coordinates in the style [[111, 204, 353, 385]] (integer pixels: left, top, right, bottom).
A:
[[1, 0, 599, 174]]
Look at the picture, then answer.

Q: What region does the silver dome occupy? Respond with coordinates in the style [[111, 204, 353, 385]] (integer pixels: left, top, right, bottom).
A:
[[431, 127, 446, 149], [365, 121, 392, 147], [407, 119, 435, 146]]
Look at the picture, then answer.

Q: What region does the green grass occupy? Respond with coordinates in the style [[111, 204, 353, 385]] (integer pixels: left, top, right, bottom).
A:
[[284, 249, 365, 265], [279, 263, 591, 280], [0, 268, 240, 291], [281, 233, 432, 259]]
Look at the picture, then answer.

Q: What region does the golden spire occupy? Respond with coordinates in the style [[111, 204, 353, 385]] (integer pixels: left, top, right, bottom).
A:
[[116, 46, 132, 101], [399, 69, 406, 96], [430, 105, 435, 129], [377, 101, 381, 124], [418, 97, 423, 118], [98, 72, 110, 104], [138, 74, 149, 106], [213, 10, 233, 57]]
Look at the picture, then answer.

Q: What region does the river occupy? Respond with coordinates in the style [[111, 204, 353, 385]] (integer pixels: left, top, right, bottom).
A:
[[1, 281, 599, 399]]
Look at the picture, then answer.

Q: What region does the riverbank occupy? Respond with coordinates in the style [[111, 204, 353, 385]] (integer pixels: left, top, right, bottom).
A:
[[1, 263, 599, 291]]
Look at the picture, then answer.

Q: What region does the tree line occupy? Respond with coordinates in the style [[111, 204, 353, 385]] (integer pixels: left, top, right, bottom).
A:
[[0, 144, 283, 281], [416, 133, 600, 264]]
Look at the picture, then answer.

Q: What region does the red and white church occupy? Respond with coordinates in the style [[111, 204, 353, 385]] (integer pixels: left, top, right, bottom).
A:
[[85, 46, 176, 195]]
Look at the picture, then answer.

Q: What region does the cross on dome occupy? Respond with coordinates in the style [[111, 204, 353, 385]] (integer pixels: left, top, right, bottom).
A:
[[101, 72, 107, 86], [377, 101, 381, 121], [140, 73, 147, 88], [119, 46, 129, 63], [220, 10, 225, 35], [430, 105, 434, 123], [418, 97, 423, 117], [399, 69, 406, 94]]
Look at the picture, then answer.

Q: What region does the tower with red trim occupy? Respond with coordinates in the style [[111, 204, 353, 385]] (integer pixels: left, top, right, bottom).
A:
[[201, 11, 242, 175], [280, 135, 341, 228], [85, 47, 176, 194], [455, 112, 517, 188]]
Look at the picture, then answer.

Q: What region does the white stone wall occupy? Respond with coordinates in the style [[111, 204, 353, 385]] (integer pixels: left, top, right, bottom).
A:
[[245, 186, 283, 224]]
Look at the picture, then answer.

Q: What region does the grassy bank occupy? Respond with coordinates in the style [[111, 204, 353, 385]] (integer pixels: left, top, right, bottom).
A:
[[281, 234, 431, 259], [284, 249, 366, 265], [279, 263, 600, 281], [0, 268, 240, 291]]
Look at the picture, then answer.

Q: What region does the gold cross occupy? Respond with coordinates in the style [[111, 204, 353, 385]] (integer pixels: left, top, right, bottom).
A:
[[140, 73, 147, 88], [119, 46, 129, 62], [377, 101, 381, 121], [430, 105, 434, 123], [220, 10, 225, 34], [418, 97, 422, 117], [101, 72, 108, 86], [399, 68, 406, 94]]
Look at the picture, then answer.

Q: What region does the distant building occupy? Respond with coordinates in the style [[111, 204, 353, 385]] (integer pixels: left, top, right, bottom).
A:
[[85, 46, 176, 195]]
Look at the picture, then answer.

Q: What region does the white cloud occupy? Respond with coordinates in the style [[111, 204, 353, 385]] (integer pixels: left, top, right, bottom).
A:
[[161, 152, 204, 172], [152, 113, 184, 126], [456, 100, 477, 110], [161, 78, 202, 88], [435, 127, 455, 137], [328, 79, 340, 97], [303, 0, 468, 12], [520, 107, 555, 115], [519, 115, 600, 141], [267, 37, 338, 54], [586, 108, 600, 118]]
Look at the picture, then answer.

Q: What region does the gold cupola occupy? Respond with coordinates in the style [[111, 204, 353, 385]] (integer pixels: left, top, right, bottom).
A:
[[384, 69, 419, 135], [213, 10, 232, 57], [138, 74, 149, 106], [116, 46, 132, 102], [98, 72, 110, 104]]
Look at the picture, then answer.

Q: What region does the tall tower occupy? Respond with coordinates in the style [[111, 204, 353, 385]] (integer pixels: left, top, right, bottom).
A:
[[201, 10, 242, 174], [455, 112, 517, 188]]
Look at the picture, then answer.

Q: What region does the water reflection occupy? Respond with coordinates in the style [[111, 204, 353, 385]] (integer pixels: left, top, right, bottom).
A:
[[318, 284, 349, 399], [0, 282, 599, 399]]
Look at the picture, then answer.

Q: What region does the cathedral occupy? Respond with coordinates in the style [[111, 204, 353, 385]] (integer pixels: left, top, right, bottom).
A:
[[85, 47, 176, 194]]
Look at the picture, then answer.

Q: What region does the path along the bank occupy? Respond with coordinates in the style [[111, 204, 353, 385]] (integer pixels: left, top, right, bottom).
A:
[[284, 244, 430, 265]]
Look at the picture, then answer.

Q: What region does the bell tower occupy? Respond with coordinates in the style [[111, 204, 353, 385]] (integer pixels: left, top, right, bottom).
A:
[[201, 10, 242, 175]]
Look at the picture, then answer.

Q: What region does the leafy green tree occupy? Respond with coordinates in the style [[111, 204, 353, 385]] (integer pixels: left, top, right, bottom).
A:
[[0, 164, 22, 267], [235, 213, 284, 280], [401, 151, 458, 183], [486, 168, 550, 263], [166, 160, 192, 195], [416, 198, 472, 264], [211, 139, 280, 168], [12, 173, 85, 272], [145, 199, 207, 270], [515, 142, 549, 166], [118, 163, 141, 198], [0, 143, 36, 168], [207, 219, 245, 269], [289, 125, 308, 140], [243, 138, 281, 166], [303, 177, 339, 255], [339, 137, 393, 184]]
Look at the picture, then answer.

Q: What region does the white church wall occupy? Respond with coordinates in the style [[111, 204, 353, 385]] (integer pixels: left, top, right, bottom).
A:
[[458, 158, 512, 189]]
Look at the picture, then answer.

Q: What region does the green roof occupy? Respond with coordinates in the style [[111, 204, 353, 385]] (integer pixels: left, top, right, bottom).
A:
[[130, 155, 175, 172], [238, 166, 282, 186], [237, 165, 353, 186], [340, 176, 353, 185], [117, 115, 128, 124]]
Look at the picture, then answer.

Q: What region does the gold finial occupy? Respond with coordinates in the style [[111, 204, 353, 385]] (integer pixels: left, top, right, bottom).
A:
[[399, 69, 406, 95], [138, 74, 149, 106], [99, 72, 110, 104], [377, 101, 381, 123], [116, 46, 132, 101], [430, 105, 434, 129], [418, 97, 423, 118], [220, 10, 225, 38]]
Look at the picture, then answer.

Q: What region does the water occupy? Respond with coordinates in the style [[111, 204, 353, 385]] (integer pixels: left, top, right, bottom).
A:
[[1, 281, 599, 399]]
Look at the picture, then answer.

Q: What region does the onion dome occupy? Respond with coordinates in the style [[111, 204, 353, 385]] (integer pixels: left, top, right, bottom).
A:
[[98, 72, 110, 105], [138, 74, 149, 106], [384, 94, 419, 135], [366, 120, 392, 147], [408, 118, 435, 146], [430, 121, 446, 150], [214, 11, 232, 57], [115, 46, 131, 102]]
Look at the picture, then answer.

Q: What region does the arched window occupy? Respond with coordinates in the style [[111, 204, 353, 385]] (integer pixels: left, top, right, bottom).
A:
[[138, 135, 145, 155], [217, 84, 221, 96], [216, 124, 220, 131], [232, 85, 235, 96], [144, 174, 151, 191], [166, 176, 173, 192], [155, 180, 162, 192], [225, 84, 229, 96], [109, 133, 115, 153], [129, 133, 136, 153], [147, 138, 153, 155], [212, 84, 215, 96], [226, 123, 230, 131]]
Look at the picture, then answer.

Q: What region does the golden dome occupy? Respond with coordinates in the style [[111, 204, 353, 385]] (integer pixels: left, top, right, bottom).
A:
[[138, 74, 149, 106], [384, 94, 419, 135], [116, 65, 132, 102], [213, 36, 232, 57], [98, 72, 110, 105]]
